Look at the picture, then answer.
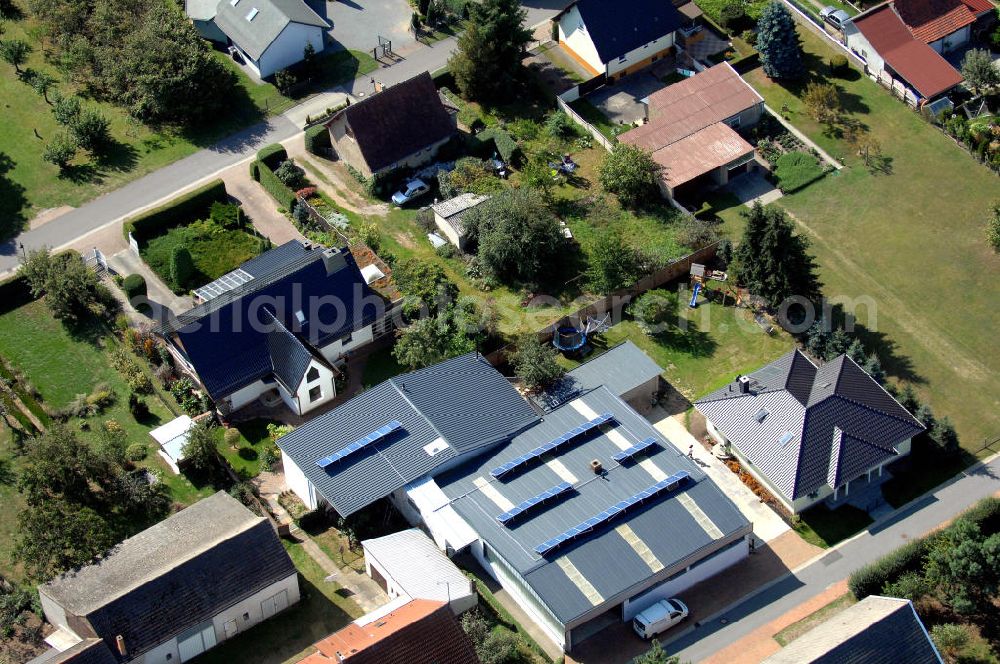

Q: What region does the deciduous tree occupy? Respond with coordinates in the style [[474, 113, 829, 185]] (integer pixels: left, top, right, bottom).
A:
[[181, 419, 218, 473], [587, 230, 638, 294], [42, 132, 77, 169], [802, 81, 841, 125], [598, 143, 662, 207], [510, 335, 564, 391], [71, 108, 111, 153], [960, 49, 1000, 95], [0, 38, 31, 72], [392, 258, 458, 316]]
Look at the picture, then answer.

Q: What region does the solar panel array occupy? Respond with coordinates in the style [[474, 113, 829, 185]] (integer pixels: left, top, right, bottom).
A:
[[534, 470, 692, 556], [611, 437, 658, 463], [316, 420, 403, 468], [496, 482, 574, 526], [193, 268, 255, 301], [490, 412, 615, 479]]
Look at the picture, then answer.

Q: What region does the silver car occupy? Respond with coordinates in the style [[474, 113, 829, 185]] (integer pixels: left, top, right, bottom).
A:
[[819, 6, 851, 29]]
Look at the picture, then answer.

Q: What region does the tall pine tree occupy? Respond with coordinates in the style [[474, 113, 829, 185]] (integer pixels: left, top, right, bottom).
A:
[[732, 201, 822, 308], [448, 0, 531, 102], [757, 2, 805, 80]]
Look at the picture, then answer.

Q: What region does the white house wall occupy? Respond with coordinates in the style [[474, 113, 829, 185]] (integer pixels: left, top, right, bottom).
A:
[[844, 23, 885, 75], [257, 23, 325, 78], [433, 214, 465, 249], [228, 379, 271, 412], [282, 453, 318, 510], [319, 325, 374, 365], [558, 6, 604, 74], [209, 574, 300, 645], [606, 32, 675, 77], [928, 25, 969, 53], [295, 359, 337, 415]]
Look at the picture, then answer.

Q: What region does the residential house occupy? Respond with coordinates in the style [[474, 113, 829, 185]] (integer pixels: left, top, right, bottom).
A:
[[764, 595, 943, 663], [695, 350, 925, 514], [325, 72, 458, 178], [293, 599, 479, 664], [37, 492, 299, 664], [539, 340, 664, 413], [185, 0, 228, 42], [159, 241, 391, 417], [619, 63, 764, 201], [208, 0, 328, 78], [555, 0, 686, 81], [844, 3, 968, 103], [431, 193, 490, 250], [279, 352, 752, 652], [361, 529, 477, 614]]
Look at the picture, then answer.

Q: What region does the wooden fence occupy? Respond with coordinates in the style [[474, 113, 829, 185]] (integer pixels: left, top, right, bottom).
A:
[[484, 242, 719, 365]]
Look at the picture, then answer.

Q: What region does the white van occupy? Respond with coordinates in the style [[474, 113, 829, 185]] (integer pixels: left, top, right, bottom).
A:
[[632, 599, 690, 639]]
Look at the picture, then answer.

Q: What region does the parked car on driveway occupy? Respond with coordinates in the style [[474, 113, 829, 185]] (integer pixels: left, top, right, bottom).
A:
[[632, 599, 689, 639], [819, 6, 851, 30], [391, 179, 430, 206]]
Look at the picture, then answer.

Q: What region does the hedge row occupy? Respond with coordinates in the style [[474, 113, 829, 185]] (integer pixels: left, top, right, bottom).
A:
[[257, 144, 288, 169], [848, 496, 1000, 599], [304, 125, 332, 155], [465, 573, 554, 663], [123, 179, 229, 243], [254, 160, 297, 211], [474, 127, 521, 165], [122, 274, 147, 301]]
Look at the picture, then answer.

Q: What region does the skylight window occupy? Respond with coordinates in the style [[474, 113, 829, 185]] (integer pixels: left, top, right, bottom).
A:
[[230, 0, 240, 5], [755, 408, 769, 424], [295, 310, 306, 325], [247, 7, 259, 20], [779, 431, 794, 447]]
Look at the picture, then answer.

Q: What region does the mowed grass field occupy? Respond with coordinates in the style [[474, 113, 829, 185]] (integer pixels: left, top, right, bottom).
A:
[[720, 23, 1000, 452]]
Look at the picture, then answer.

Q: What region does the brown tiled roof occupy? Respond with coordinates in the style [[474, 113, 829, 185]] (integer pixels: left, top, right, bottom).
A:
[[893, 0, 978, 42], [854, 5, 964, 98], [621, 62, 762, 150], [650, 123, 754, 188], [297, 599, 480, 664], [330, 72, 456, 173]]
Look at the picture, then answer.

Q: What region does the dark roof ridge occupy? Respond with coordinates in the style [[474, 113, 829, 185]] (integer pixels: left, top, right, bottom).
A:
[[825, 393, 925, 431], [840, 427, 903, 456], [389, 377, 447, 444]]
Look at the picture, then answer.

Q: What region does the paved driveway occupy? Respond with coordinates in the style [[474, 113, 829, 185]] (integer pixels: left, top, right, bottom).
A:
[[587, 69, 669, 125], [309, 0, 415, 53]]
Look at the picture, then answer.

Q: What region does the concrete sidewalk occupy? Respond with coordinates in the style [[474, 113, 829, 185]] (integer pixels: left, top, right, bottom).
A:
[[651, 407, 790, 543]]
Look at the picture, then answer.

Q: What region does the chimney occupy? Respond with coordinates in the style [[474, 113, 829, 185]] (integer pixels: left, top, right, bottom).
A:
[[116, 635, 127, 657], [590, 459, 603, 474], [738, 375, 750, 394]]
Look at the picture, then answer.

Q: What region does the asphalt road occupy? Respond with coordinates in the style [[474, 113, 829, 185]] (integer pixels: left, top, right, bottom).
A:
[[667, 455, 1000, 662], [0, 1, 569, 275]]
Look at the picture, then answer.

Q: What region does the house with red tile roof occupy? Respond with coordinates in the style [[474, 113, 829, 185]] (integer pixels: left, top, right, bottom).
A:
[[293, 599, 479, 664], [843, 0, 995, 103], [618, 63, 764, 201]]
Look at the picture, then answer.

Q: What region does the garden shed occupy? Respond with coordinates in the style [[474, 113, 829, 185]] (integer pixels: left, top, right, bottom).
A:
[[149, 415, 195, 474]]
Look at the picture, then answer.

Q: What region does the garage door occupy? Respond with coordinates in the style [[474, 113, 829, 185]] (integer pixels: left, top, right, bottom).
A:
[[177, 622, 217, 662], [261, 589, 289, 620]]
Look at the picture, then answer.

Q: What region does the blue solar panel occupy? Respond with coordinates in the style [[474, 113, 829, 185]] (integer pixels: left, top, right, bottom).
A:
[[490, 412, 615, 479], [611, 437, 658, 463], [496, 481, 574, 526], [534, 470, 691, 556], [315, 420, 403, 468]]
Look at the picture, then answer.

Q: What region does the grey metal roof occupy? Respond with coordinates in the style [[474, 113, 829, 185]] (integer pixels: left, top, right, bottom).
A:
[[437, 387, 750, 625], [361, 529, 473, 605], [185, 0, 220, 21], [215, 0, 327, 61], [764, 595, 943, 664], [542, 341, 663, 409], [40, 493, 296, 660], [431, 193, 489, 235], [278, 353, 540, 516], [240, 239, 312, 278], [695, 350, 924, 500]]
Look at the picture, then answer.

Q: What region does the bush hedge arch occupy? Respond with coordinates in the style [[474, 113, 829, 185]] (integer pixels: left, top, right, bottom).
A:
[[122, 274, 147, 301], [256, 144, 288, 169], [304, 125, 332, 155], [123, 179, 229, 244]]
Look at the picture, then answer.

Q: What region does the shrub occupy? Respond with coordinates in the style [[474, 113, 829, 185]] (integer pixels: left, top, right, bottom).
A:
[[256, 144, 288, 169], [262, 444, 281, 469], [631, 289, 679, 334], [274, 68, 297, 94], [274, 159, 308, 189], [169, 245, 195, 291], [223, 428, 241, 447], [121, 274, 147, 302], [42, 133, 77, 169], [740, 29, 757, 47], [719, 2, 746, 31], [848, 537, 932, 599], [773, 151, 825, 192], [956, 496, 1000, 536], [257, 161, 298, 211], [476, 127, 521, 164], [829, 54, 849, 76], [209, 201, 242, 229], [249, 160, 260, 181], [545, 111, 577, 139], [304, 124, 331, 154], [123, 179, 229, 242], [128, 392, 150, 421], [126, 443, 148, 462]]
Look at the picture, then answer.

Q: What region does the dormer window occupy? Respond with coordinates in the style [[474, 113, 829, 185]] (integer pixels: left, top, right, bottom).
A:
[[306, 366, 320, 383]]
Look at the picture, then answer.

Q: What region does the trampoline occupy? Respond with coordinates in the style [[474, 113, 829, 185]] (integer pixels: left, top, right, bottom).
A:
[[551, 315, 610, 354]]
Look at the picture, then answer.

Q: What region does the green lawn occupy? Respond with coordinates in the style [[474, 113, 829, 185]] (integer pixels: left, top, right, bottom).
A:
[[0, 424, 26, 581], [196, 541, 364, 664], [723, 23, 1000, 452], [557, 300, 794, 400], [793, 504, 873, 548], [143, 224, 264, 293], [214, 419, 275, 479], [0, 5, 376, 236], [773, 593, 857, 646], [361, 347, 407, 388], [0, 299, 216, 579], [569, 99, 624, 141]]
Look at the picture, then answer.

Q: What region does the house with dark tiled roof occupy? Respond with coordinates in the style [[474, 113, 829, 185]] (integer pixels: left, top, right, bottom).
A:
[[764, 595, 943, 663], [159, 240, 391, 417], [325, 72, 458, 178], [844, 0, 995, 102], [293, 599, 479, 664], [37, 492, 299, 664], [555, 0, 686, 81], [695, 349, 925, 513]]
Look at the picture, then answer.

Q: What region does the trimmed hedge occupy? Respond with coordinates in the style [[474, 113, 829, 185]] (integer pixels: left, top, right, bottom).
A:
[[957, 496, 1000, 537], [250, 160, 260, 181], [122, 274, 147, 300], [256, 144, 288, 169], [256, 160, 297, 211], [304, 125, 332, 155], [123, 179, 229, 243], [476, 127, 521, 165]]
